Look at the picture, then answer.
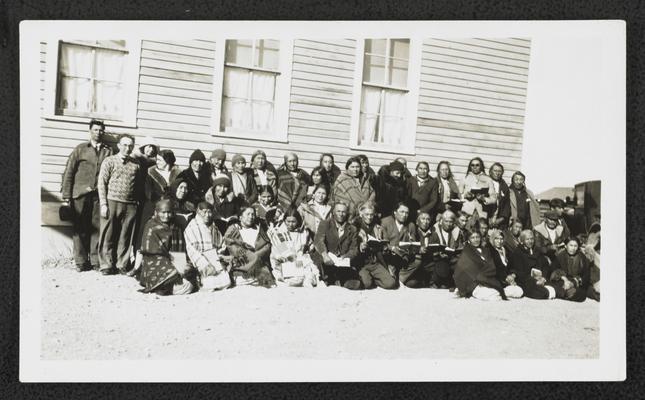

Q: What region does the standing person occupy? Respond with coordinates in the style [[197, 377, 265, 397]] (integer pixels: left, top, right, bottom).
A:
[[208, 148, 230, 180], [459, 157, 497, 219], [381, 202, 417, 283], [428, 210, 464, 289], [184, 202, 231, 291], [354, 202, 397, 290], [548, 198, 572, 240], [276, 152, 311, 209], [250, 150, 278, 200], [435, 161, 461, 214], [305, 166, 330, 202], [229, 154, 258, 205], [510, 230, 557, 300], [318, 153, 341, 187], [311, 202, 362, 290], [453, 231, 506, 300], [331, 157, 375, 222], [549, 237, 590, 302], [508, 171, 541, 230], [177, 149, 211, 205], [504, 220, 524, 254], [298, 184, 332, 235], [488, 229, 524, 299], [378, 157, 412, 181], [486, 162, 511, 229], [406, 161, 439, 222], [138, 199, 195, 296], [97, 134, 145, 275], [132, 135, 159, 168], [375, 160, 408, 218], [357, 154, 377, 189], [60, 119, 113, 272], [533, 210, 567, 263]]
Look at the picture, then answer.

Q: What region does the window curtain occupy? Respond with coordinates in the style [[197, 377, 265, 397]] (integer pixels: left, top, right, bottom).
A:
[[222, 67, 276, 133], [359, 86, 381, 144], [58, 44, 93, 113], [359, 86, 406, 145], [382, 89, 406, 145], [94, 48, 125, 116]]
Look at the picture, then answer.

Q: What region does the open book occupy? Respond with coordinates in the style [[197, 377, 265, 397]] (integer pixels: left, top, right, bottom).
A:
[[328, 253, 351, 267], [444, 247, 462, 255], [216, 215, 239, 223], [469, 187, 490, 196], [366, 235, 389, 249]]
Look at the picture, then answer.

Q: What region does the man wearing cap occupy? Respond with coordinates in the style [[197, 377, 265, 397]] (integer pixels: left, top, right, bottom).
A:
[[276, 152, 311, 209], [549, 198, 571, 240], [375, 160, 409, 218], [177, 149, 211, 205], [230, 154, 258, 204], [205, 174, 243, 234], [61, 119, 113, 272], [533, 209, 566, 263]]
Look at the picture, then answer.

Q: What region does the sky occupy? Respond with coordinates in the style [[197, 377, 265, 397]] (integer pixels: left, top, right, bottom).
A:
[[521, 34, 609, 194]]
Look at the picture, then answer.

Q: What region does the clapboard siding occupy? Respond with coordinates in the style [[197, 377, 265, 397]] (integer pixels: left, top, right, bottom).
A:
[[40, 37, 531, 219]]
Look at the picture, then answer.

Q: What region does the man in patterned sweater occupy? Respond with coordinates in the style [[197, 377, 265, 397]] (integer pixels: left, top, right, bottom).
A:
[[97, 134, 145, 275]]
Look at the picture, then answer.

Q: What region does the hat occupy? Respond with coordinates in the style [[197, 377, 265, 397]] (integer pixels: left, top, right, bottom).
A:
[[212, 175, 231, 188], [389, 161, 405, 173], [189, 149, 206, 164], [138, 136, 158, 150], [210, 148, 227, 161], [231, 154, 246, 166], [544, 210, 559, 220]]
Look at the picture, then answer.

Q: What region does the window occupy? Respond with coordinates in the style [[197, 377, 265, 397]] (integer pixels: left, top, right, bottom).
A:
[[350, 38, 421, 154], [44, 40, 140, 127], [211, 39, 293, 142]]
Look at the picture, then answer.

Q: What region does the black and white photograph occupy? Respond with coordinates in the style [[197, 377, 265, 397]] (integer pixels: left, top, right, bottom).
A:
[[19, 20, 625, 382]]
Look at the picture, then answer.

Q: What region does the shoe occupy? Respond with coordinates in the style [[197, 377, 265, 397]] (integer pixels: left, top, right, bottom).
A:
[[91, 264, 100, 271], [75, 265, 88, 272], [101, 268, 117, 276], [125, 268, 138, 277], [448, 286, 456, 293]]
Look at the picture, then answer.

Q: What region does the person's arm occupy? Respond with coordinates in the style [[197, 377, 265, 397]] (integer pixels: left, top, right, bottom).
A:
[[313, 221, 329, 256], [483, 179, 497, 205], [97, 157, 112, 217], [61, 147, 79, 201]]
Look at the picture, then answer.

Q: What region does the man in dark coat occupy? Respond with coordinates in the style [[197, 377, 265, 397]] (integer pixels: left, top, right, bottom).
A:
[[380, 202, 417, 284], [375, 160, 408, 218], [61, 119, 113, 272], [427, 210, 464, 289], [509, 230, 557, 300], [311, 202, 362, 289], [533, 210, 567, 263], [354, 202, 397, 290], [453, 231, 505, 299], [485, 162, 511, 229], [406, 161, 439, 222]]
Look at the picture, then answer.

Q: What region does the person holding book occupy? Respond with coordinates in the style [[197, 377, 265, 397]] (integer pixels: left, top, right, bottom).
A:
[[403, 212, 437, 288], [434, 161, 461, 214], [298, 184, 332, 235], [252, 185, 277, 228], [533, 210, 567, 263], [184, 202, 231, 291], [381, 202, 417, 284], [269, 208, 319, 287], [459, 157, 497, 219], [138, 199, 195, 296], [453, 230, 506, 300], [428, 210, 464, 289], [354, 202, 397, 290], [488, 229, 523, 299], [311, 202, 362, 290], [205, 175, 244, 234], [509, 230, 557, 300], [549, 236, 590, 302]]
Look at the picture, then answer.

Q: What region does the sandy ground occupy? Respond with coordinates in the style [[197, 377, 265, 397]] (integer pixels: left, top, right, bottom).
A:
[[41, 264, 599, 360]]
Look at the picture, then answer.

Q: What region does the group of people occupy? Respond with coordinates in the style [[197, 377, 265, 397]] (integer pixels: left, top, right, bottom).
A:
[[60, 119, 601, 302]]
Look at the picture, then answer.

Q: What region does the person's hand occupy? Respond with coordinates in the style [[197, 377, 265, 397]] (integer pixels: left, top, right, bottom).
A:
[[322, 253, 334, 266], [505, 275, 516, 285], [359, 242, 367, 252], [62, 199, 70, 206], [464, 191, 475, 201], [562, 277, 573, 291], [476, 193, 486, 203], [100, 204, 109, 219], [419, 246, 428, 254], [536, 277, 546, 286]]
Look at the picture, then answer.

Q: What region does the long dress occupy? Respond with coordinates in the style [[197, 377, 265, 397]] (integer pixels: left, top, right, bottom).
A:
[[268, 225, 319, 287]]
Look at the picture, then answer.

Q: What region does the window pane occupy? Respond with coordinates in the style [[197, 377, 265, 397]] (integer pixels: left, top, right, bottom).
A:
[[221, 67, 277, 133], [95, 81, 124, 117], [363, 54, 385, 84], [359, 87, 406, 146], [59, 44, 93, 78], [59, 76, 92, 113], [390, 39, 409, 60], [223, 67, 250, 99], [255, 39, 280, 70], [251, 70, 276, 101], [221, 97, 252, 131], [389, 58, 409, 87], [365, 39, 386, 56], [94, 48, 126, 82], [381, 89, 407, 144], [359, 86, 382, 144], [225, 40, 253, 66]]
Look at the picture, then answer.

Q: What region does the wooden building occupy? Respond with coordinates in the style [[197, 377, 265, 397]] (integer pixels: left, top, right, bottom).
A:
[[40, 37, 531, 228]]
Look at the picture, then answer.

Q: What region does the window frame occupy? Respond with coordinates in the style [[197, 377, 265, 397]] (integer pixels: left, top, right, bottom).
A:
[[210, 39, 293, 143], [43, 39, 141, 128], [349, 38, 422, 155]]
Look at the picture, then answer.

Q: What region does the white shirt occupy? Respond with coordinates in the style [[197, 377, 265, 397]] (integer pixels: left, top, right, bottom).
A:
[[337, 222, 346, 238], [256, 169, 268, 185], [395, 220, 404, 232], [492, 180, 500, 195], [441, 179, 451, 203], [440, 229, 450, 245], [157, 168, 171, 185], [546, 226, 558, 243], [239, 227, 259, 248]]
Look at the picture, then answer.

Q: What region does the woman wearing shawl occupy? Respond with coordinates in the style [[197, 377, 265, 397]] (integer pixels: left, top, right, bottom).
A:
[[549, 237, 590, 302], [177, 149, 212, 205], [223, 206, 275, 288], [138, 199, 194, 296], [510, 230, 557, 300], [357, 154, 377, 189], [229, 154, 258, 205], [250, 150, 278, 202], [298, 184, 332, 235], [140, 150, 181, 228], [488, 229, 523, 298], [435, 161, 461, 214], [276, 152, 311, 209], [269, 208, 319, 287], [453, 231, 506, 300], [331, 156, 375, 222], [318, 153, 341, 187]]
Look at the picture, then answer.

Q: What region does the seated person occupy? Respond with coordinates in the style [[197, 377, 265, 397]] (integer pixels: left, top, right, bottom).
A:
[[488, 229, 523, 299], [305, 166, 331, 202], [583, 222, 601, 301], [183, 201, 230, 291], [354, 202, 397, 290], [310, 202, 362, 290], [473, 218, 490, 249], [403, 212, 436, 288], [252, 185, 278, 230], [269, 208, 319, 287], [533, 210, 566, 263], [504, 219, 524, 254], [549, 236, 590, 302], [509, 230, 557, 300], [223, 206, 275, 288], [206, 175, 244, 234], [455, 210, 471, 237], [381, 202, 417, 283], [549, 198, 572, 240], [138, 199, 195, 296], [428, 210, 465, 289], [453, 230, 506, 300], [298, 184, 332, 236]]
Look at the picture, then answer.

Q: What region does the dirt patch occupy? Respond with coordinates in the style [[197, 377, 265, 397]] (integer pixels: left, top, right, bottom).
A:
[[41, 265, 599, 360]]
